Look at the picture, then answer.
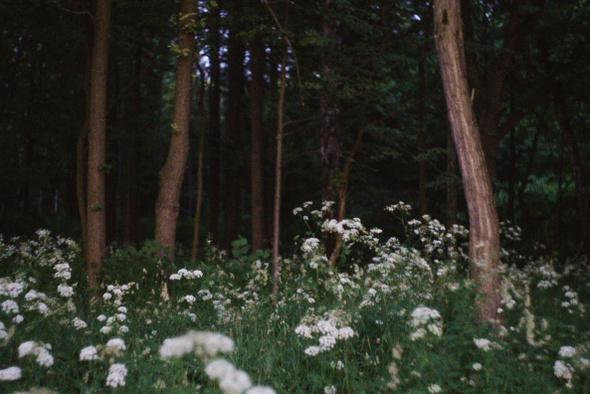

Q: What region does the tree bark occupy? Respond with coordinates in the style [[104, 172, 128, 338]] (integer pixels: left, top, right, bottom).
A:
[[434, 0, 501, 325], [249, 34, 267, 251], [154, 0, 197, 259], [85, 0, 111, 294], [208, 5, 221, 243], [446, 128, 458, 227], [320, 0, 344, 265], [191, 65, 207, 262]]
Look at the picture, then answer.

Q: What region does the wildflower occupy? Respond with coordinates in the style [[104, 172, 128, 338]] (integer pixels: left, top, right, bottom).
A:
[[105, 338, 126, 353], [219, 369, 252, 394], [554, 360, 573, 381], [13, 314, 24, 324], [159, 331, 234, 359], [18, 341, 54, 367], [100, 326, 112, 334], [183, 295, 197, 304], [97, 314, 107, 322], [410, 306, 441, 327], [472, 363, 482, 371], [119, 325, 129, 333], [427, 384, 442, 393], [295, 324, 313, 339], [57, 284, 74, 297], [474, 338, 492, 351], [304, 346, 321, 356], [0, 366, 22, 381], [245, 387, 277, 394], [324, 385, 337, 394], [73, 317, 87, 330], [205, 358, 236, 380], [558, 346, 576, 358], [79, 346, 98, 361], [105, 363, 127, 388], [2, 300, 19, 314]]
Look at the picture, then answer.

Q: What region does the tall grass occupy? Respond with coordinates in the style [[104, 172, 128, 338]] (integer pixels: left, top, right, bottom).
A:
[[1, 202, 589, 393]]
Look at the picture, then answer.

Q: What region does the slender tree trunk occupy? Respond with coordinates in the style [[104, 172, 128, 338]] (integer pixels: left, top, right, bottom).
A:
[[417, 56, 428, 217], [434, 0, 501, 325], [85, 0, 111, 294], [272, 45, 288, 301], [224, 0, 245, 250], [208, 5, 221, 243], [154, 0, 197, 259], [320, 0, 344, 265], [250, 35, 267, 251], [191, 66, 207, 262], [554, 87, 590, 257]]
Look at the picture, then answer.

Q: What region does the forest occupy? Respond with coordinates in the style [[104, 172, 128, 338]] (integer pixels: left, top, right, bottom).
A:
[[1, 0, 590, 393]]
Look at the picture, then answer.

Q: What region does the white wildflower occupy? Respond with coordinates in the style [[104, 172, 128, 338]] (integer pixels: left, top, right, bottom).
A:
[[79, 346, 98, 361], [427, 384, 442, 393], [57, 284, 74, 298], [105, 363, 127, 388], [0, 366, 21, 381]]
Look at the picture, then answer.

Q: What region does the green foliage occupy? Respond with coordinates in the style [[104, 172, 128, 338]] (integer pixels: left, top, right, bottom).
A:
[[1, 210, 590, 392]]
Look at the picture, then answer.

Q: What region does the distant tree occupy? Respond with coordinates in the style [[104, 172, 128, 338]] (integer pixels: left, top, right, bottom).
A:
[[154, 0, 198, 259], [434, 0, 501, 325], [224, 0, 246, 250], [85, 0, 112, 294]]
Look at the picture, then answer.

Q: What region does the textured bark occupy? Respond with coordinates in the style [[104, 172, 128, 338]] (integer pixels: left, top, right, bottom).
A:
[[154, 0, 197, 259], [208, 5, 221, 243], [446, 128, 458, 227], [224, 0, 245, 250], [85, 0, 111, 293], [434, 0, 501, 325], [250, 36, 267, 251], [320, 0, 344, 265]]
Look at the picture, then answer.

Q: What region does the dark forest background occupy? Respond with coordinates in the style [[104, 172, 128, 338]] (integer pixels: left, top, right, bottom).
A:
[[1, 0, 589, 259]]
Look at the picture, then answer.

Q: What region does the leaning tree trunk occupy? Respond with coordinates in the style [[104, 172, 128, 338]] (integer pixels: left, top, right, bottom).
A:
[[154, 0, 197, 260], [85, 0, 111, 295], [434, 0, 502, 325]]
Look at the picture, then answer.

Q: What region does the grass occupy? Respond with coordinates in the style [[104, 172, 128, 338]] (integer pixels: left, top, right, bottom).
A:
[[1, 202, 589, 393]]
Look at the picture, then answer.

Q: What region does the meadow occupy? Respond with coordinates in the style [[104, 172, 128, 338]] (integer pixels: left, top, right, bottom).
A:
[[1, 202, 589, 393]]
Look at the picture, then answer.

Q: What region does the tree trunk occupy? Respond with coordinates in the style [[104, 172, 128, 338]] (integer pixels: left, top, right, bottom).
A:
[[272, 45, 288, 301], [85, 0, 111, 294], [417, 56, 428, 217], [320, 0, 344, 265], [434, 0, 501, 325], [224, 0, 245, 250], [250, 35, 267, 251], [208, 5, 221, 243], [446, 128, 458, 227], [191, 66, 207, 262], [154, 0, 197, 259]]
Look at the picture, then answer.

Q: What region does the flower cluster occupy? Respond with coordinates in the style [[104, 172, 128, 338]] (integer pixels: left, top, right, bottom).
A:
[[18, 340, 54, 367], [409, 306, 443, 341], [98, 283, 134, 335], [169, 268, 203, 280], [296, 312, 355, 356]]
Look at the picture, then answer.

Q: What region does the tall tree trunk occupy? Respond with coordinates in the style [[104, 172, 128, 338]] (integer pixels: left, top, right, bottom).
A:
[[154, 0, 197, 259], [446, 128, 458, 227], [85, 0, 112, 294], [320, 0, 343, 265], [250, 35, 267, 251], [123, 33, 142, 247], [554, 87, 590, 257], [191, 66, 207, 262], [208, 5, 221, 243], [272, 45, 288, 301], [434, 0, 501, 325], [417, 56, 428, 216], [224, 0, 245, 250]]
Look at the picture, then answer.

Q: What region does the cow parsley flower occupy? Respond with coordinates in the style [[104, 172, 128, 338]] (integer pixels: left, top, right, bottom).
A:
[[558, 346, 576, 358], [79, 346, 98, 361], [0, 366, 21, 381], [106, 363, 127, 388]]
